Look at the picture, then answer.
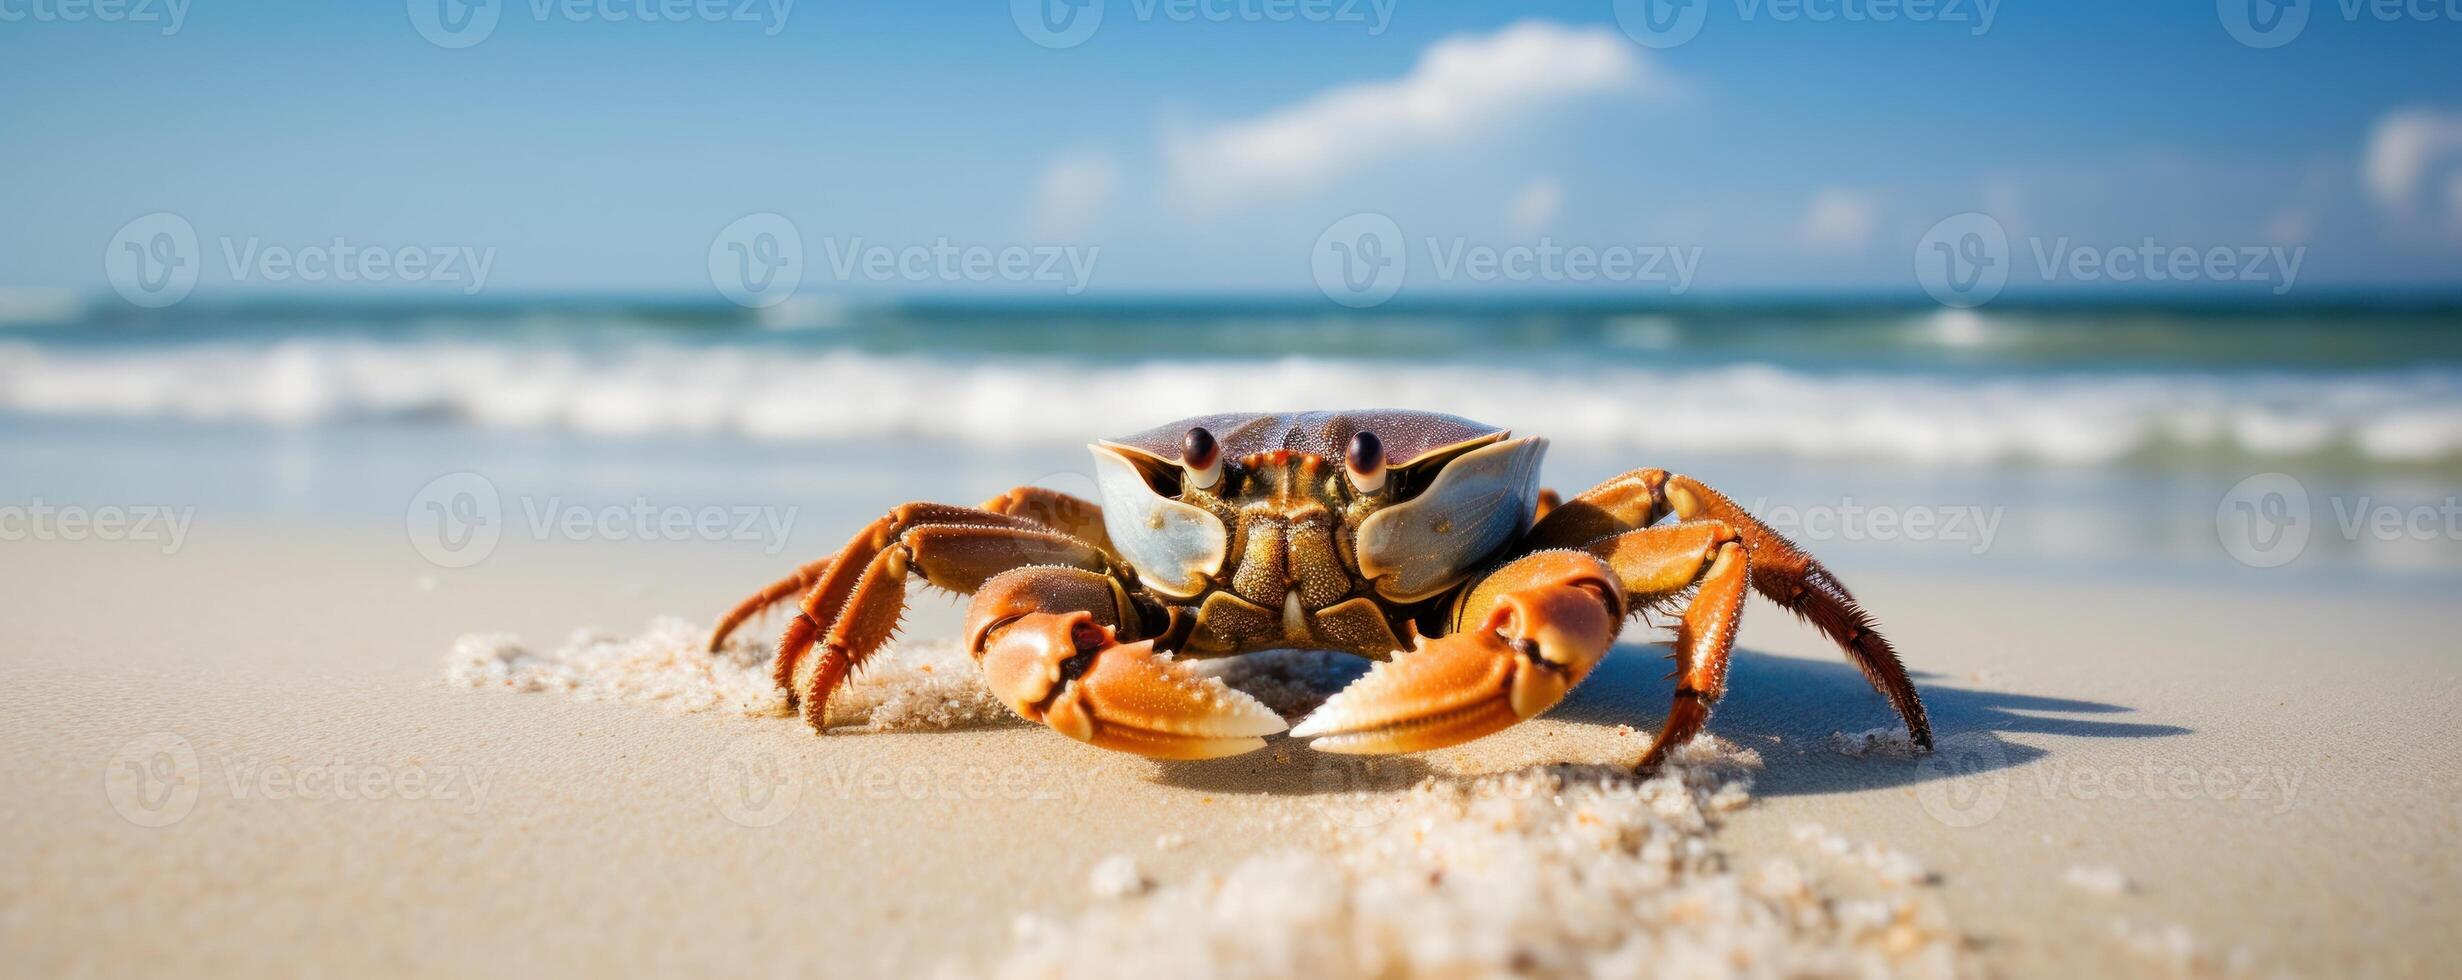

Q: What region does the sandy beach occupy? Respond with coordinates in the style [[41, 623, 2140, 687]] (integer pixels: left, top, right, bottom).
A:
[[6, 518, 2454, 978], [12, 4, 2462, 976]]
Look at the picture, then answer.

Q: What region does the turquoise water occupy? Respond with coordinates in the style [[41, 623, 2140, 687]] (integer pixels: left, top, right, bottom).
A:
[[5, 296, 2461, 470], [2, 295, 2455, 589]]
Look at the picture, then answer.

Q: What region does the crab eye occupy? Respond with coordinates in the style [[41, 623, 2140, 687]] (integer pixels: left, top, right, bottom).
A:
[[1182, 426, 1222, 491], [1345, 430, 1386, 494]]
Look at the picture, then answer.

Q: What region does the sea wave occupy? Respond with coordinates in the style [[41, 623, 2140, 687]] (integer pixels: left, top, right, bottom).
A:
[[2, 339, 2457, 467]]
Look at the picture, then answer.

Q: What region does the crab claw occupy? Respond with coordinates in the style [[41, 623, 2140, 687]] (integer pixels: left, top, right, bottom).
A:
[[1291, 580, 1618, 754], [979, 612, 1286, 760]]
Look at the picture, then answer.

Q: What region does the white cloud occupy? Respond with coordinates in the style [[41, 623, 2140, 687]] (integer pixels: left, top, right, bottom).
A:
[[1798, 189, 1878, 252], [1034, 152, 1119, 235], [1164, 21, 1660, 207], [2364, 108, 2462, 238], [1506, 177, 1563, 233]]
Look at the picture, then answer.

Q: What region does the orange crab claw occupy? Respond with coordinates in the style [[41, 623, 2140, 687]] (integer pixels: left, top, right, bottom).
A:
[[979, 612, 1286, 760], [1291, 577, 1619, 754]]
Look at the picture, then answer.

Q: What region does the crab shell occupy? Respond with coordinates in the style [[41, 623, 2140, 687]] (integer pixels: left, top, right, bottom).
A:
[[1087, 410, 1548, 603]]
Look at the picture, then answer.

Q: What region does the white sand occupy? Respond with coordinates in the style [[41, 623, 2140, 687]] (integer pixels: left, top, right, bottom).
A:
[[443, 621, 1969, 977], [445, 616, 1010, 732], [5, 525, 2458, 978], [1000, 749, 1964, 980]]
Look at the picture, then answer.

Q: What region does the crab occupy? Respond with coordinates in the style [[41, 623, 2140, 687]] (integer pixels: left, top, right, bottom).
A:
[[707, 410, 1931, 770]]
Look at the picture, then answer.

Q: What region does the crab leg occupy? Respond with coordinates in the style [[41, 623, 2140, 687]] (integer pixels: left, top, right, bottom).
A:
[[1523, 468, 1931, 752], [967, 567, 1284, 759], [975, 487, 1118, 563], [1585, 521, 1751, 768], [706, 489, 1108, 651], [1292, 524, 1752, 770], [1292, 550, 1623, 754], [778, 510, 1109, 732], [705, 557, 833, 653]]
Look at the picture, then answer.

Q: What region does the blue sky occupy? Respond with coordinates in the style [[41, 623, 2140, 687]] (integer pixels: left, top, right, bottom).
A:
[[2, 0, 2458, 300]]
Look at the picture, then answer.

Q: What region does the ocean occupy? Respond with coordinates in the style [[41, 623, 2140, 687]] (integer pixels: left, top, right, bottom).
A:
[[2, 294, 2456, 592]]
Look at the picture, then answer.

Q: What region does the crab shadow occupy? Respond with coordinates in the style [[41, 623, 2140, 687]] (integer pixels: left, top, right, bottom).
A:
[[1150, 644, 2189, 800]]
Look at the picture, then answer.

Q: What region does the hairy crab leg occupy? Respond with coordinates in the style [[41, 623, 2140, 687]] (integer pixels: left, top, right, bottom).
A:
[[1582, 521, 1751, 769], [975, 487, 1118, 563], [706, 489, 1107, 652], [706, 557, 832, 652], [967, 567, 1284, 759], [761, 503, 1055, 693], [1292, 550, 1623, 754], [783, 518, 1109, 733], [1523, 468, 1931, 752]]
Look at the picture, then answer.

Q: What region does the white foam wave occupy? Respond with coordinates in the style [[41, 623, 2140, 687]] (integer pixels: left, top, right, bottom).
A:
[[2, 339, 2457, 467]]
